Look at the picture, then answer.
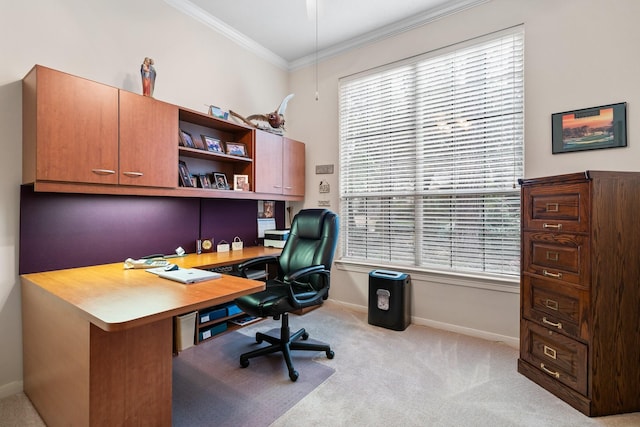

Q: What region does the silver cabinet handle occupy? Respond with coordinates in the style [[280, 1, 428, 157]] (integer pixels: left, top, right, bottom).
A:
[[123, 171, 144, 177], [92, 169, 116, 175]]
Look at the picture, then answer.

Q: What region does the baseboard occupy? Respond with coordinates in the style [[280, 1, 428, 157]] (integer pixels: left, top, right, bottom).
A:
[[0, 381, 23, 400], [326, 299, 519, 349]]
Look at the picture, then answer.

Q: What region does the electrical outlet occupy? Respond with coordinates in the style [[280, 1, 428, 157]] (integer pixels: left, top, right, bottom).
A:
[[318, 200, 331, 207]]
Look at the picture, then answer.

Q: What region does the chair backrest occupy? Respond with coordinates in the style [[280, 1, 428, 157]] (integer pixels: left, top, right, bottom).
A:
[[278, 209, 339, 282]]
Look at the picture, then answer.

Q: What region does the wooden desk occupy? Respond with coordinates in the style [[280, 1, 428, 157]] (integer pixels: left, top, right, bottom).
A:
[[21, 247, 279, 427]]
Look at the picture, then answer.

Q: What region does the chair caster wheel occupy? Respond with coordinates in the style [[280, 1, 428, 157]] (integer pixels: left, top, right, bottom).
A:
[[289, 370, 299, 381], [240, 357, 249, 368], [302, 332, 309, 340], [326, 350, 335, 359]]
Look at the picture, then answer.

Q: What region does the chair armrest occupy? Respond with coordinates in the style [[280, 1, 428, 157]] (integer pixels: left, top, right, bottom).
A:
[[283, 265, 326, 283], [282, 265, 331, 308], [236, 255, 279, 278]]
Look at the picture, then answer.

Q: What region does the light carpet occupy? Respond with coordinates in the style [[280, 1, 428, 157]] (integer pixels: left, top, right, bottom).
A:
[[172, 329, 335, 427], [3, 300, 640, 426]]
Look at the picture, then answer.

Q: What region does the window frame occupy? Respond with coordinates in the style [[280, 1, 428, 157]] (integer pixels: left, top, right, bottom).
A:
[[338, 27, 524, 281]]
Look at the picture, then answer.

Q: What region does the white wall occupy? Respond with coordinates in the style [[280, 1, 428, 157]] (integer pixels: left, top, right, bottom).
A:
[[287, 0, 640, 346], [0, 0, 288, 398]]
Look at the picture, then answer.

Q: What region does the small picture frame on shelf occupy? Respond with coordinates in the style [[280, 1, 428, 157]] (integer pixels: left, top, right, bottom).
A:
[[178, 161, 193, 187], [234, 174, 250, 191], [226, 142, 247, 157], [202, 135, 224, 153], [213, 172, 229, 190], [179, 130, 195, 148], [192, 134, 206, 150], [199, 174, 212, 189]]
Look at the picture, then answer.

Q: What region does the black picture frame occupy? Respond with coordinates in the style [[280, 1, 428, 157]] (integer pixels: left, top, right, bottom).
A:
[[213, 172, 229, 190], [552, 102, 627, 154], [178, 161, 193, 187]]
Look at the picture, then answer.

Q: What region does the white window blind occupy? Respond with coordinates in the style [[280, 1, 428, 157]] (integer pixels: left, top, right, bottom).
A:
[[339, 27, 524, 277]]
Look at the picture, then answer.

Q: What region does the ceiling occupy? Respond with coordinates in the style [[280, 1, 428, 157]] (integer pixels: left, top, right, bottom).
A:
[[166, 0, 488, 69]]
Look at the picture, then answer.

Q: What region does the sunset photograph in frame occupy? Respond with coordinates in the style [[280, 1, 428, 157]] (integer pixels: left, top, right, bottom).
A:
[[552, 103, 627, 154]]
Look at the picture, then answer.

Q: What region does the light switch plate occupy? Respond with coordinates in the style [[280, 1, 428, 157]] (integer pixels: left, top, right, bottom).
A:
[[315, 164, 334, 174]]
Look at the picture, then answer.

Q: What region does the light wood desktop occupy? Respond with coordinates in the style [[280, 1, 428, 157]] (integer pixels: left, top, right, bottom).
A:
[[21, 247, 280, 427]]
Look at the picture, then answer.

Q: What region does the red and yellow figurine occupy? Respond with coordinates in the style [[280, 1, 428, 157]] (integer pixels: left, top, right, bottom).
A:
[[141, 57, 156, 97]]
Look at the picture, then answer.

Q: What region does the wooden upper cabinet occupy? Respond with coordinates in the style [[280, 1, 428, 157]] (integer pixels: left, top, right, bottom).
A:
[[119, 91, 178, 188], [283, 137, 305, 197], [23, 65, 119, 185], [254, 130, 284, 194], [22, 65, 305, 201], [254, 130, 305, 196]]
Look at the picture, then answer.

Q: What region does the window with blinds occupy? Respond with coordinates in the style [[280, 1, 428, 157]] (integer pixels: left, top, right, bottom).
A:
[[339, 27, 524, 277]]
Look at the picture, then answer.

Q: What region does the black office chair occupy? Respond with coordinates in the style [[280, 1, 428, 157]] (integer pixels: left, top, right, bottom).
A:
[[234, 209, 339, 381]]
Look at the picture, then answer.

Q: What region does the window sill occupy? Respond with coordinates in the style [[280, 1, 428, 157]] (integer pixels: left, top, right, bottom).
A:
[[334, 259, 519, 294]]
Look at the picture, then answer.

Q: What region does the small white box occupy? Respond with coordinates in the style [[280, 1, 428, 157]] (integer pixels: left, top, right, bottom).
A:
[[264, 229, 289, 248], [217, 241, 230, 252], [174, 311, 196, 352]]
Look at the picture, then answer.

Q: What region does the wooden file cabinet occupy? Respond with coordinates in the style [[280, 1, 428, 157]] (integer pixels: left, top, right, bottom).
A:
[[517, 171, 640, 417]]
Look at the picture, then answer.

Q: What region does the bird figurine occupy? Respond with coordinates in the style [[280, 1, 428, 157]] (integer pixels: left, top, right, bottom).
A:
[[230, 94, 294, 134], [141, 57, 156, 97]]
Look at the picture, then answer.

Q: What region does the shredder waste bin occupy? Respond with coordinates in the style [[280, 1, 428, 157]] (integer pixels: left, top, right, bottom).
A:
[[368, 269, 411, 331]]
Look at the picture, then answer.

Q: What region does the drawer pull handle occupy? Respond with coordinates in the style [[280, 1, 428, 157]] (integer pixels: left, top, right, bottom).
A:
[[543, 223, 562, 230], [542, 317, 563, 329], [92, 169, 116, 175], [543, 345, 557, 360], [545, 203, 559, 212], [540, 363, 560, 378], [543, 270, 562, 279], [546, 251, 559, 261], [545, 299, 559, 311], [123, 171, 144, 177]]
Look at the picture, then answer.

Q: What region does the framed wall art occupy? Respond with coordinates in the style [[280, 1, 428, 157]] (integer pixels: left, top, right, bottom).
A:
[[552, 102, 627, 154]]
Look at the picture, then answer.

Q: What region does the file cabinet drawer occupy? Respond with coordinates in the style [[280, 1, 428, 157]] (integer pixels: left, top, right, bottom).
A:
[[521, 276, 588, 340], [522, 232, 589, 287], [521, 319, 587, 395], [522, 183, 589, 233]]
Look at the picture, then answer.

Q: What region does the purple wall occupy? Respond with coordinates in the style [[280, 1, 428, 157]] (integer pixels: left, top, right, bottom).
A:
[[19, 185, 285, 274]]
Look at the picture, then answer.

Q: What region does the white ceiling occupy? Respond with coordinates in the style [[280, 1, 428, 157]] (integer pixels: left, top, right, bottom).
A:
[[165, 0, 488, 69]]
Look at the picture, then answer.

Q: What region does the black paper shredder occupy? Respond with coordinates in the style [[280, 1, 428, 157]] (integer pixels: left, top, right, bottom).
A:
[[368, 269, 411, 331]]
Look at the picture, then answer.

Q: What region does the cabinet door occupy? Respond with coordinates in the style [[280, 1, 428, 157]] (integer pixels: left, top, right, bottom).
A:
[[119, 91, 178, 188], [254, 130, 283, 194], [35, 67, 119, 184], [283, 138, 305, 196]]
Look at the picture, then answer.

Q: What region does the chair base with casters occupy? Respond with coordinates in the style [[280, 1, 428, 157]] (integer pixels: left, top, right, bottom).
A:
[[234, 208, 339, 382], [239, 312, 334, 382]]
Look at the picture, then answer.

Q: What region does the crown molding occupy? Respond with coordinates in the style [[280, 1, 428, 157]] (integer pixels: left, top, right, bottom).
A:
[[166, 0, 489, 72], [289, 0, 489, 70], [164, 0, 289, 69]]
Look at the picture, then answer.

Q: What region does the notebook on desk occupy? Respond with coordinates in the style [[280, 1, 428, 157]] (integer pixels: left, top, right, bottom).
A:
[[154, 268, 221, 284]]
